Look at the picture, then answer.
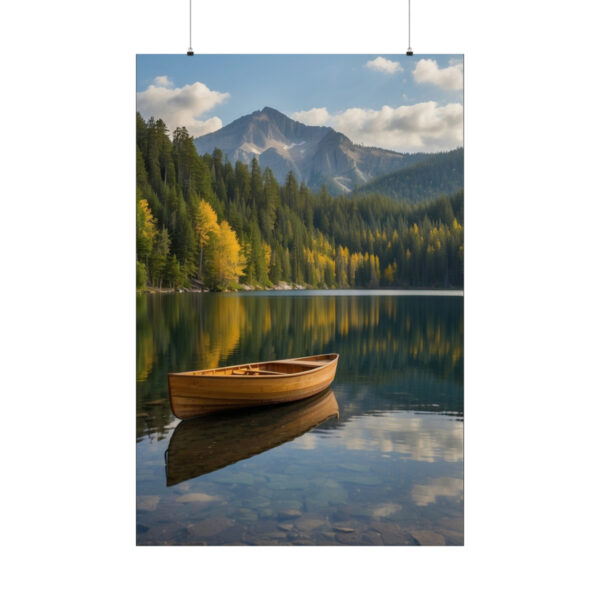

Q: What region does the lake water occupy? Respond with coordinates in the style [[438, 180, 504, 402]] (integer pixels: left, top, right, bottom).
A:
[[136, 291, 463, 545]]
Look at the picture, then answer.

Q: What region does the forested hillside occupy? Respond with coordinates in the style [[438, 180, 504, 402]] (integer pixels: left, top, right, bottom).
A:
[[136, 114, 464, 291], [352, 148, 464, 203]]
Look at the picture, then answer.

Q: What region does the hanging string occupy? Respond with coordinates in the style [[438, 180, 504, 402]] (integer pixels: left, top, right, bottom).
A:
[[187, 0, 194, 55], [406, 0, 413, 55]]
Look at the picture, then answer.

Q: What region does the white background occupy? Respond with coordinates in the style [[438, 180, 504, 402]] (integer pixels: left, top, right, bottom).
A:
[[2, 0, 599, 598]]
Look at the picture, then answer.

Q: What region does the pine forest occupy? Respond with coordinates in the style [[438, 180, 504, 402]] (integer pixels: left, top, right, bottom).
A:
[[136, 114, 464, 291]]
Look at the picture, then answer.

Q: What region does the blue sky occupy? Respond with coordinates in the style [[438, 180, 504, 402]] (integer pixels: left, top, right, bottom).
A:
[[136, 54, 463, 153]]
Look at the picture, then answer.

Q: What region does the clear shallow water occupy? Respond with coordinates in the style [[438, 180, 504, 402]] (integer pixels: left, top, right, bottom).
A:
[[137, 291, 463, 545]]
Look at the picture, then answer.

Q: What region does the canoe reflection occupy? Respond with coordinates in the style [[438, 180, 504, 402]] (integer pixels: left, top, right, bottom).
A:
[[165, 388, 339, 486]]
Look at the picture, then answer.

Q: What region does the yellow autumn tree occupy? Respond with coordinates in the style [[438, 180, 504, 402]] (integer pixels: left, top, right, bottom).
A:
[[195, 199, 219, 278], [262, 242, 272, 271], [205, 220, 246, 289], [335, 245, 349, 288], [136, 198, 157, 263], [384, 261, 397, 285]]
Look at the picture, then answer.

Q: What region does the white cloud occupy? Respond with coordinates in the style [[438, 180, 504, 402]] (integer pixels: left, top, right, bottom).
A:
[[136, 81, 229, 138], [413, 58, 463, 91], [153, 75, 173, 87], [291, 107, 330, 126], [365, 56, 403, 74], [292, 101, 463, 152]]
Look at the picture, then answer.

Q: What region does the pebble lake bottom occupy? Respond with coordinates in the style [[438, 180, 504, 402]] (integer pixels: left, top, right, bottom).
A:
[[136, 290, 463, 545]]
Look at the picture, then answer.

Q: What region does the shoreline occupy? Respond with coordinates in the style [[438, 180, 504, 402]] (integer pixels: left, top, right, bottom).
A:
[[139, 283, 464, 296]]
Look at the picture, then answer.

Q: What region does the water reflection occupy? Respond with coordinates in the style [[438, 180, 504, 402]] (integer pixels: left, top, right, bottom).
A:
[[333, 410, 463, 462], [166, 389, 339, 486], [136, 292, 463, 545], [411, 477, 464, 507], [137, 293, 463, 439]]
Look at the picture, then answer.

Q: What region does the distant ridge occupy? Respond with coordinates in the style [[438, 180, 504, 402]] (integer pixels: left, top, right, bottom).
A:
[[351, 148, 464, 204]]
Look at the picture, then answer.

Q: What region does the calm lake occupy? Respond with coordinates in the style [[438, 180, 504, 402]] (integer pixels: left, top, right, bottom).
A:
[[136, 290, 463, 545]]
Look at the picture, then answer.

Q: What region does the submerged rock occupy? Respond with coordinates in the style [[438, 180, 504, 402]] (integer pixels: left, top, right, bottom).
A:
[[214, 524, 246, 544], [410, 530, 446, 546], [176, 493, 220, 504], [187, 517, 234, 538], [278, 509, 302, 520], [361, 530, 384, 545], [334, 530, 363, 545], [370, 503, 402, 518], [291, 538, 314, 546], [438, 517, 464, 532], [437, 528, 464, 545], [264, 531, 287, 540], [370, 522, 413, 545], [146, 522, 189, 543], [250, 520, 278, 534], [236, 508, 258, 522], [333, 526, 355, 533], [295, 517, 327, 532]]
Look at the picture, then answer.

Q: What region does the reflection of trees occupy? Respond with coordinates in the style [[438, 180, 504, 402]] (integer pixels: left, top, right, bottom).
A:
[[193, 296, 247, 369], [137, 294, 463, 438]]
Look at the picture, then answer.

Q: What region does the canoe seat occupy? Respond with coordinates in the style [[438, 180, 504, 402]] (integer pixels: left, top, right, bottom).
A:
[[276, 360, 330, 368], [232, 368, 282, 376]]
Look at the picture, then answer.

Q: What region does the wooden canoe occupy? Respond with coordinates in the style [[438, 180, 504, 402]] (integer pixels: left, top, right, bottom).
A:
[[165, 388, 339, 486], [168, 353, 338, 419]]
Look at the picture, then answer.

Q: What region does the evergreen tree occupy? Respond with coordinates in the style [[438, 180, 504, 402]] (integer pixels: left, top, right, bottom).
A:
[[136, 113, 463, 291]]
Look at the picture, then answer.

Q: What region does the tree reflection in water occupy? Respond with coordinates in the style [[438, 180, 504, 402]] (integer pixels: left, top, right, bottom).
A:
[[136, 293, 463, 440]]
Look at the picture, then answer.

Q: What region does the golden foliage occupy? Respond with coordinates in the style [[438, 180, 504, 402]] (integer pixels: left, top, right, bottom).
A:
[[206, 220, 246, 288], [196, 200, 219, 247], [262, 242, 272, 269]]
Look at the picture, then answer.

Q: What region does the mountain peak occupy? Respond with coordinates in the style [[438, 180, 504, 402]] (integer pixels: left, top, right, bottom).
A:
[[250, 106, 289, 121], [260, 106, 283, 116], [194, 106, 413, 194]]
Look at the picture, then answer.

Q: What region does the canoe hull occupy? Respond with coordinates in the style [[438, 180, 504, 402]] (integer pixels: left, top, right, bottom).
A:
[[168, 354, 338, 419]]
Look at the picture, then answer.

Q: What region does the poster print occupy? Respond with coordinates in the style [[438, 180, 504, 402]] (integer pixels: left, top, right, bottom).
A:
[[136, 54, 463, 546]]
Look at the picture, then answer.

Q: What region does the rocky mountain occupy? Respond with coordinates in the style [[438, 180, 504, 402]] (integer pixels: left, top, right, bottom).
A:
[[194, 107, 421, 194]]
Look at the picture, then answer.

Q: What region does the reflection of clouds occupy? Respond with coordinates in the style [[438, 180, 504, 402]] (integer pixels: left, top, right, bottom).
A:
[[337, 412, 463, 463], [292, 434, 318, 450], [380, 439, 394, 453], [411, 477, 463, 506], [137, 496, 160, 511], [372, 503, 403, 517]]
